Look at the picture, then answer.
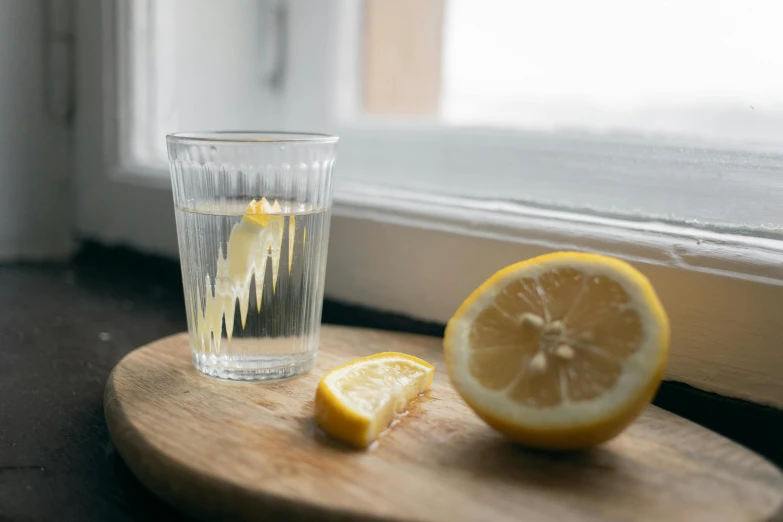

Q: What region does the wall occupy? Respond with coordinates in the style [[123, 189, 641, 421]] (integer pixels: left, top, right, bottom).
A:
[[0, 0, 72, 261]]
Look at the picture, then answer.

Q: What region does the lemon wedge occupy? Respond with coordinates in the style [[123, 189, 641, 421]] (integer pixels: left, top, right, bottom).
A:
[[444, 252, 669, 450], [314, 352, 434, 448]]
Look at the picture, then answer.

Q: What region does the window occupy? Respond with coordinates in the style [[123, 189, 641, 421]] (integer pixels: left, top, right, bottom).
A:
[[119, 0, 783, 231], [75, 0, 783, 408]]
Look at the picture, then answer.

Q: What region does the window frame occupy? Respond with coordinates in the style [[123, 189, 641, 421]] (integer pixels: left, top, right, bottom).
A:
[[74, 0, 783, 409]]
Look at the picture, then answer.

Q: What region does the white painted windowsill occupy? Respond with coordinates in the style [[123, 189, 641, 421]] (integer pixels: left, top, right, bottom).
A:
[[114, 159, 783, 289]]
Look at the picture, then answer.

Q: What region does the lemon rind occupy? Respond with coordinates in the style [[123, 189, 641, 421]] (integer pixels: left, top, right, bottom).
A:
[[315, 352, 434, 448]]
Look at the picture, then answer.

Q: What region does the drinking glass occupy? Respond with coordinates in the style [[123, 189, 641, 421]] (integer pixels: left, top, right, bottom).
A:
[[166, 132, 337, 380]]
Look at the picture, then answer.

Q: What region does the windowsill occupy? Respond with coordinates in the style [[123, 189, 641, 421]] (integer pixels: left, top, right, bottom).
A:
[[113, 160, 783, 286]]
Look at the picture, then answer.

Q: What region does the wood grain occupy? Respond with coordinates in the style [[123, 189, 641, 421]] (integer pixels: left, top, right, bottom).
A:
[[105, 326, 783, 522]]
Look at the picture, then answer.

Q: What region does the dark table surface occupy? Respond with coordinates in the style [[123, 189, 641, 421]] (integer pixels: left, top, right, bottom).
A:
[[1, 243, 780, 522]]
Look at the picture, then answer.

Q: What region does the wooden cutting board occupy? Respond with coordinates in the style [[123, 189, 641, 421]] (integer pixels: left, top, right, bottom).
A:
[[105, 326, 783, 522]]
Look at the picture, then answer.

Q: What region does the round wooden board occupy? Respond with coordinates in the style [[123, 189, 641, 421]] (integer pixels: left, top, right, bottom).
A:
[[105, 326, 783, 522]]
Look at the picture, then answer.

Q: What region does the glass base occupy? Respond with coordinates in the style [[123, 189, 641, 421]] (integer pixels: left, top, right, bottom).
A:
[[192, 351, 315, 381]]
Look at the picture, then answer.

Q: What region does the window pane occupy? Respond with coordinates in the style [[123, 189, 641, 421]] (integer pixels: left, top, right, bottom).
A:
[[122, 0, 783, 234], [440, 0, 783, 146], [351, 0, 783, 233], [362, 0, 783, 147]]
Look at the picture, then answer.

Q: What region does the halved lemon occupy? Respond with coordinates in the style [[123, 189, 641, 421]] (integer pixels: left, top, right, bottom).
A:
[[314, 352, 434, 448], [444, 252, 669, 450]]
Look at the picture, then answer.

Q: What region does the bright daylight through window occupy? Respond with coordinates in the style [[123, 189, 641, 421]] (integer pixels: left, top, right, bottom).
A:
[[123, 0, 783, 236]]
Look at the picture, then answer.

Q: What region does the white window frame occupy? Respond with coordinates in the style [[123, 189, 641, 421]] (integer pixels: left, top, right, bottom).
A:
[[75, 0, 783, 409]]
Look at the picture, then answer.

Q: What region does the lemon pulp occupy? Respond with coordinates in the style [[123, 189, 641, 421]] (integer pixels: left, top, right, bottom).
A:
[[315, 353, 434, 448], [445, 252, 669, 449]]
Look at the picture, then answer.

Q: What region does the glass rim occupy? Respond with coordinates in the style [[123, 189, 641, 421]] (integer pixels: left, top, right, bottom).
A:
[[166, 131, 339, 144]]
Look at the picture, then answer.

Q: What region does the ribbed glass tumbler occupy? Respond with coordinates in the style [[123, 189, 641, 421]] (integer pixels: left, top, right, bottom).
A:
[[166, 132, 338, 381]]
